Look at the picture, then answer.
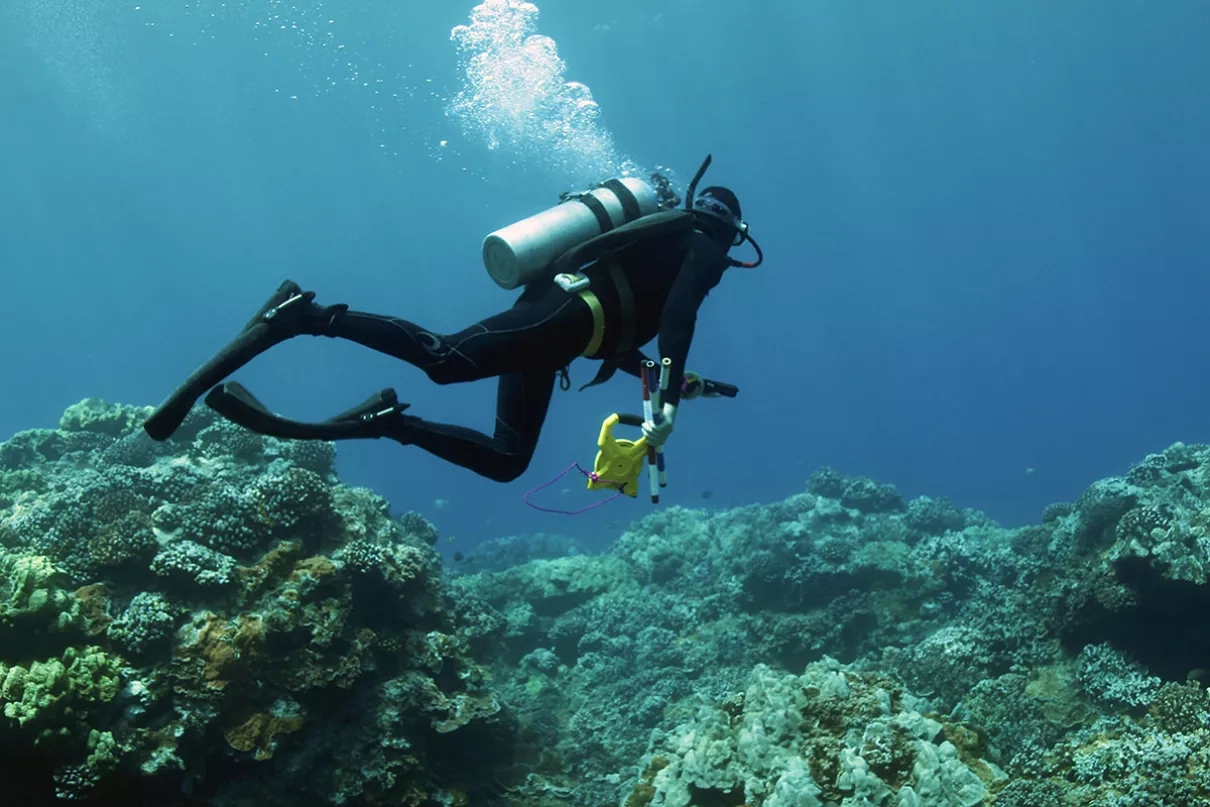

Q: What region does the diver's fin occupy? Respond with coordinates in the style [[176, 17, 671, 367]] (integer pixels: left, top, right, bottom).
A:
[[203, 382, 410, 441], [144, 280, 311, 441]]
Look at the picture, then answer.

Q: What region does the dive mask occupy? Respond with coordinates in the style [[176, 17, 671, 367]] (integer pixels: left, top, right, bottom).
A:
[[693, 193, 746, 245]]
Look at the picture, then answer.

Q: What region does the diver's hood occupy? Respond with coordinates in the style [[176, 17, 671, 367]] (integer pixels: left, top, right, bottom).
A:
[[684, 154, 763, 269]]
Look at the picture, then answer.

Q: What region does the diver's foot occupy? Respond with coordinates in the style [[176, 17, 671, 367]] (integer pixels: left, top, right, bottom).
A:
[[327, 388, 410, 424], [375, 411, 419, 446], [329, 388, 416, 443], [246, 279, 349, 338]]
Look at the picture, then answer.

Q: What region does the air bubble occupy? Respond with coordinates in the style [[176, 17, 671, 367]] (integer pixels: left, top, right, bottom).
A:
[[447, 0, 637, 183]]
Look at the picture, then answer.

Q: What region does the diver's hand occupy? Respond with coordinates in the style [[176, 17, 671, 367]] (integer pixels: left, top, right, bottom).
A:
[[682, 372, 705, 400], [643, 403, 677, 448]]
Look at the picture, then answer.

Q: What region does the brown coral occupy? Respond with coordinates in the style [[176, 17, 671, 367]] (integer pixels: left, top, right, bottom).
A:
[[291, 555, 339, 588], [176, 612, 266, 690], [72, 584, 111, 637], [225, 709, 306, 761], [624, 755, 670, 807], [235, 540, 306, 603]]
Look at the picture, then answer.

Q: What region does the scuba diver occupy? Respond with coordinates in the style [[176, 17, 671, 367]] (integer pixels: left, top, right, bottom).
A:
[[143, 155, 762, 483]]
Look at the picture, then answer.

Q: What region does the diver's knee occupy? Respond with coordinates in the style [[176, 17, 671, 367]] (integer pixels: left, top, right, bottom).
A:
[[490, 457, 532, 484], [425, 365, 466, 386]]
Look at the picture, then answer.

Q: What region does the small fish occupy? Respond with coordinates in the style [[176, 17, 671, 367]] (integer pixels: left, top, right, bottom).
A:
[[434, 498, 450, 510], [1025, 467, 1036, 476], [701, 490, 714, 499], [447, 535, 456, 544], [453, 551, 464, 562]]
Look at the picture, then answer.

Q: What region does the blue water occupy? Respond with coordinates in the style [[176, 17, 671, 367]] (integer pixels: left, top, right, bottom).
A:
[[2, 0, 1208, 552]]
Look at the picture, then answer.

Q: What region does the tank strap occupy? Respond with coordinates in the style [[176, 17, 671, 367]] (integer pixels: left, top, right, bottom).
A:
[[551, 209, 694, 279], [567, 179, 643, 234], [571, 192, 614, 232], [609, 256, 637, 354], [601, 178, 642, 221]]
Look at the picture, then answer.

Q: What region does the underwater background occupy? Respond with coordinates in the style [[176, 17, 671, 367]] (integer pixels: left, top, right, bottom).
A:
[[4, 2, 1210, 806], [3, 0, 1209, 550]]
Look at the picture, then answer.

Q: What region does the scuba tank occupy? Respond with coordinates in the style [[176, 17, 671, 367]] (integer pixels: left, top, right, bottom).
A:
[[482, 176, 670, 290]]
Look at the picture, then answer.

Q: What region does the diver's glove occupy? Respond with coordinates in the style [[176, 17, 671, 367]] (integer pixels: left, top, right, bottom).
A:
[[642, 402, 677, 448]]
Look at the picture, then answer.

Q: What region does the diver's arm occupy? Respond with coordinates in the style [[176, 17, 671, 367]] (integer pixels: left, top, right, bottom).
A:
[[656, 233, 728, 407]]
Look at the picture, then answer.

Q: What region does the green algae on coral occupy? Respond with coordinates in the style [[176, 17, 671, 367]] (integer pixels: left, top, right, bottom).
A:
[[59, 398, 152, 437], [0, 645, 120, 727]]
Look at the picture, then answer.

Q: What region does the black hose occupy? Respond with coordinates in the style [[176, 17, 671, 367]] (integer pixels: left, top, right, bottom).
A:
[[684, 154, 713, 209]]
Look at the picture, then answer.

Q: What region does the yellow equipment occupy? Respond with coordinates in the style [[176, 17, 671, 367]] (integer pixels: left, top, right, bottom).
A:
[[586, 413, 648, 498]]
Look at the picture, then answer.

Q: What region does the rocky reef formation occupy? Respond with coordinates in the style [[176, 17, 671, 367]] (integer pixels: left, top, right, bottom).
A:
[[6, 398, 1210, 806], [0, 399, 510, 805], [453, 447, 1210, 806]]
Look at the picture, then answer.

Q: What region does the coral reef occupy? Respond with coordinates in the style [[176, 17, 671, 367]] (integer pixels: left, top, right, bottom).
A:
[[450, 444, 1210, 806], [8, 399, 1210, 807], [632, 659, 1001, 807], [0, 400, 510, 805]]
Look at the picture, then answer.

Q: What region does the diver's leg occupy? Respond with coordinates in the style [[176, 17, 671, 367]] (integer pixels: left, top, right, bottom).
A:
[[319, 282, 593, 384], [379, 369, 555, 483]]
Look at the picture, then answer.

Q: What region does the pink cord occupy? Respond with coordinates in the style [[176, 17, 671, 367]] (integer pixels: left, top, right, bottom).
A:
[[523, 463, 624, 515]]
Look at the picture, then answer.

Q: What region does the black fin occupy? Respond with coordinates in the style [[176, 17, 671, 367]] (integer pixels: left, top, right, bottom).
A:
[[143, 280, 305, 441], [144, 321, 276, 441], [203, 382, 409, 441]]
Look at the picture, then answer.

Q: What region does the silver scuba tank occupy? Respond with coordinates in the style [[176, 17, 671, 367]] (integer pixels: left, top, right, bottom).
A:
[[482, 177, 661, 290]]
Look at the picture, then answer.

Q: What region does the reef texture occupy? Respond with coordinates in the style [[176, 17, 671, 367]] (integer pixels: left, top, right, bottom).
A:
[[452, 447, 1210, 807], [6, 400, 1210, 807], [0, 399, 509, 806]]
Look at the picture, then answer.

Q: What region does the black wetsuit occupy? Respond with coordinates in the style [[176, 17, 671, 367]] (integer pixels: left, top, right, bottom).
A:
[[318, 228, 730, 481]]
